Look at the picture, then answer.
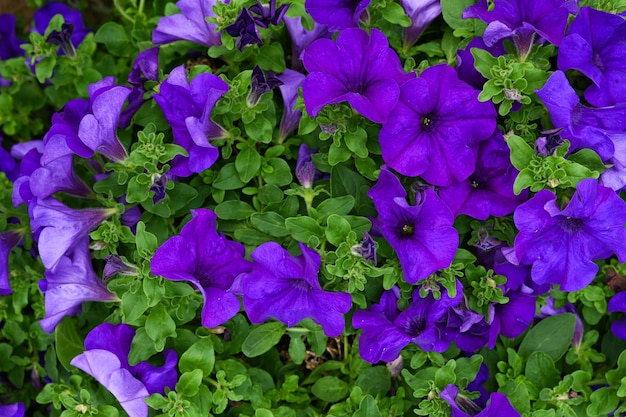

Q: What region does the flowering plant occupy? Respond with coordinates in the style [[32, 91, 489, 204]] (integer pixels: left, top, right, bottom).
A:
[[2, 0, 626, 416]]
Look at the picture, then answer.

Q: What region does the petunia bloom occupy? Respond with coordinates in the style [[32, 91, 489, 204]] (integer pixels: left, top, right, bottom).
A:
[[0, 403, 25, 417], [440, 384, 521, 417], [277, 69, 306, 140], [400, 0, 441, 49], [305, 0, 371, 31], [153, 65, 228, 177], [608, 291, 626, 341], [368, 167, 458, 283], [0, 230, 24, 295], [152, 0, 222, 47], [0, 15, 25, 60], [151, 209, 251, 328], [248, 65, 283, 107], [71, 323, 178, 417], [39, 240, 118, 332], [240, 242, 352, 337], [249, 0, 289, 27], [225, 8, 263, 50], [33, 2, 90, 48], [47, 23, 76, 57], [379, 64, 496, 185], [301, 27, 409, 124], [514, 178, 626, 291], [283, 16, 331, 71]]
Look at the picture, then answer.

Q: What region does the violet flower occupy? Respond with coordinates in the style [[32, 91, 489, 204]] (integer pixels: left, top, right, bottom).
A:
[[534, 128, 565, 157], [149, 174, 167, 205], [277, 69, 306, 140], [0, 403, 25, 417], [283, 16, 331, 71], [295, 143, 319, 188], [153, 65, 228, 177], [379, 64, 496, 185], [301, 27, 410, 123], [29, 198, 116, 271], [462, 0, 577, 60], [558, 7, 626, 107], [444, 301, 490, 352], [353, 284, 462, 363], [39, 240, 119, 332], [0, 136, 19, 182], [249, 0, 289, 27], [0, 14, 25, 60], [47, 23, 76, 58], [441, 384, 521, 417], [151, 209, 251, 328], [248, 65, 283, 107], [438, 132, 527, 220], [103, 255, 139, 280], [400, 0, 441, 49], [41, 98, 90, 163], [350, 231, 377, 265], [123, 47, 160, 129], [608, 291, 626, 341], [33, 2, 90, 48], [225, 8, 263, 50], [10, 142, 44, 207], [240, 242, 352, 337], [486, 290, 536, 348], [152, 0, 222, 47], [514, 178, 626, 291], [0, 230, 24, 295], [368, 167, 458, 284], [71, 323, 178, 417], [305, 0, 371, 31]]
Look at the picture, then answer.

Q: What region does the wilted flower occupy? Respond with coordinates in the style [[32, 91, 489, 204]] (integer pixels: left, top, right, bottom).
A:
[[248, 65, 283, 107], [46, 23, 76, 57]]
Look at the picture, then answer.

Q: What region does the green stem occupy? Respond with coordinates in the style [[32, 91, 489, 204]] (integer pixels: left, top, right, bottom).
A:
[[113, 0, 134, 23], [138, 0, 145, 15]]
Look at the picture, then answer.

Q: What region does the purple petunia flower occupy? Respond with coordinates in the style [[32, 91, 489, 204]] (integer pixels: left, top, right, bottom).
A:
[[277, 69, 306, 140], [123, 47, 160, 129], [486, 290, 536, 348], [353, 283, 462, 363], [379, 64, 496, 185], [608, 291, 626, 341], [301, 27, 410, 124], [283, 16, 331, 71], [249, 0, 289, 28], [0, 14, 25, 60], [33, 2, 90, 48], [514, 178, 626, 291], [369, 167, 458, 284], [153, 65, 228, 177], [47, 23, 77, 57], [152, 0, 222, 47], [441, 384, 521, 417], [103, 255, 139, 280], [305, 0, 371, 31], [0, 403, 25, 417], [444, 301, 490, 352], [463, 0, 576, 60], [39, 240, 118, 332], [248, 65, 283, 107], [400, 0, 441, 49], [240, 242, 352, 337], [225, 8, 263, 50], [29, 198, 116, 271], [351, 231, 377, 265], [558, 7, 626, 107], [438, 132, 527, 220], [0, 230, 24, 295], [71, 323, 177, 417], [0, 136, 19, 182], [151, 209, 251, 328]]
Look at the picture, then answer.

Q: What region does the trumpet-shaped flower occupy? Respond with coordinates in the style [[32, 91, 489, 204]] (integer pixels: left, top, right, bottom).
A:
[[152, 0, 222, 47], [151, 209, 251, 328], [379, 64, 496, 185], [240, 242, 352, 337], [71, 323, 178, 417], [301, 27, 409, 124], [514, 178, 626, 291], [368, 167, 458, 283]]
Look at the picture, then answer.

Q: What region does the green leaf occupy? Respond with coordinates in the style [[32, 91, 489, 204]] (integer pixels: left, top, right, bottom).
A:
[[344, 128, 369, 158], [215, 200, 255, 220], [518, 313, 576, 361], [507, 134, 535, 170], [288, 333, 306, 364], [136, 221, 158, 258], [35, 56, 56, 83], [121, 291, 149, 325], [94, 22, 132, 56], [263, 157, 293, 186], [441, 0, 476, 29], [250, 212, 290, 237], [525, 352, 560, 389], [381, 2, 411, 26], [568, 149, 606, 173], [513, 168, 534, 195], [355, 367, 391, 397], [235, 147, 262, 183], [354, 395, 383, 417], [285, 216, 324, 243], [55, 317, 84, 371], [214, 163, 248, 190], [245, 115, 274, 142], [145, 304, 177, 352], [311, 376, 349, 402], [179, 338, 215, 377], [242, 322, 287, 358], [454, 355, 483, 389], [562, 162, 599, 185], [587, 387, 619, 417], [325, 215, 352, 246], [176, 369, 204, 397], [317, 196, 355, 220]]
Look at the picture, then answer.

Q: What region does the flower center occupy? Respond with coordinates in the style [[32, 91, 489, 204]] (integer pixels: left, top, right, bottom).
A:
[[400, 223, 415, 237], [421, 113, 436, 132], [406, 316, 426, 337], [560, 216, 584, 234]]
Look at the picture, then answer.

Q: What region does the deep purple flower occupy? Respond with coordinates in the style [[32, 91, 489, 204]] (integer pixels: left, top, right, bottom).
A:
[[558, 7, 626, 107], [302, 27, 410, 123], [514, 178, 626, 291], [249, 0, 289, 27], [463, 0, 576, 59], [152, 0, 222, 47], [305, 0, 371, 31], [351, 231, 377, 265], [369, 167, 458, 284], [0, 403, 25, 417], [0, 136, 19, 182], [123, 47, 160, 129], [284, 16, 331, 71], [536, 70, 626, 160], [0, 230, 24, 295], [277, 69, 306, 140], [47, 23, 76, 57], [149, 174, 167, 205], [153, 65, 228, 177], [225, 8, 263, 51], [39, 240, 118, 332], [400, 0, 442, 49], [33, 2, 89, 46], [29, 198, 116, 271], [240, 242, 352, 337], [438, 132, 527, 220], [444, 301, 490, 352], [456, 37, 506, 90], [0, 14, 25, 60], [608, 291, 626, 341], [441, 384, 521, 417], [379, 64, 496, 185], [486, 290, 536, 348], [535, 128, 565, 157], [248, 65, 283, 107], [71, 323, 178, 417], [353, 284, 462, 363], [151, 209, 251, 328]]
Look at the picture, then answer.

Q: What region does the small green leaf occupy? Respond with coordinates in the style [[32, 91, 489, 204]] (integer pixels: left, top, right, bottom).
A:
[[525, 352, 560, 389], [236, 147, 262, 183], [215, 200, 255, 220], [242, 322, 287, 358], [317, 196, 355, 220], [145, 304, 177, 352], [285, 216, 323, 243], [518, 314, 576, 361], [55, 317, 84, 371], [176, 369, 204, 397], [507, 134, 535, 170], [311, 376, 349, 402], [250, 212, 290, 237], [213, 163, 248, 190], [179, 338, 215, 377], [325, 215, 352, 246], [94, 22, 132, 56]]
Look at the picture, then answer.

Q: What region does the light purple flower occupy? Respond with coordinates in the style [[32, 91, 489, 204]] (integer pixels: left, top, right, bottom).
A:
[[305, 0, 371, 31], [368, 167, 458, 284], [71, 323, 178, 417], [558, 7, 626, 107], [514, 178, 626, 291], [379, 64, 496, 185], [441, 384, 521, 417], [39, 240, 118, 332], [153, 65, 228, 177], [0, 230, 24, 295], [277, 69, 306, 140], [400, 0, 441, 49], [240, 242, 352, 337], [301, 27, 409, 124], [151, 209, 251, 328], [152, 0, 222, 47], [0, 403, 25, 417], [29, 198, 116, 271]]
